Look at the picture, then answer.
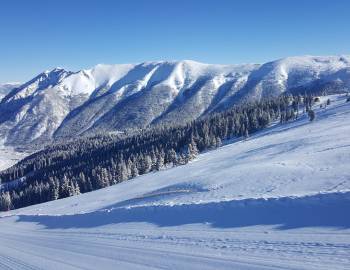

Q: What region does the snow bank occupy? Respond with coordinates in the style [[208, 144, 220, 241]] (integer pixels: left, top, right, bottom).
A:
[[17, 191, 350, 230]]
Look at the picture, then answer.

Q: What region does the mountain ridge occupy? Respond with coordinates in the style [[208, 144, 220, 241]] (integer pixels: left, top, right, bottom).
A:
[[1, 55, 349, 148]]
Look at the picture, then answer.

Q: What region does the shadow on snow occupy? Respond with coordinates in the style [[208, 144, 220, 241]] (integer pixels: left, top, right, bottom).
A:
[[16, 191, 350, 230]]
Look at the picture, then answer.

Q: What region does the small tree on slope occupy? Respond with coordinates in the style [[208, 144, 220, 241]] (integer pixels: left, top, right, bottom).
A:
[[308, 109, 316, 122]]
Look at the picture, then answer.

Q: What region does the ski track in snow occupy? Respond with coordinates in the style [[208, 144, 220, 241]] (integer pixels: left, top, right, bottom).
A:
[[0, 218, 349, 270], [0, 94, 350, 269]]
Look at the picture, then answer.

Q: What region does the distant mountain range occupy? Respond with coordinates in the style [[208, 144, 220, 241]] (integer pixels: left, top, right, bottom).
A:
[[0, 82, 21, 101], [1, 55, 350, 148]]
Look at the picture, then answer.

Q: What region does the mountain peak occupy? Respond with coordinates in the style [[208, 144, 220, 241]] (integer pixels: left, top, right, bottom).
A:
[[43, 67, 69, 76]]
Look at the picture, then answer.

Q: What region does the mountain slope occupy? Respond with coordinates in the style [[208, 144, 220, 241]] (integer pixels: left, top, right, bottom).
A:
[[54, 61, 253, 137], [0, 94, 349, 270], [0, 82, 21, 101], [1, 55, 350, 148]]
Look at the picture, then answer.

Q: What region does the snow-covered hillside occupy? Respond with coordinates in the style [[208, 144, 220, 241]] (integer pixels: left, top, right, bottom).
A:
[[1, 55, 350, 148], [1, 94, 349, 269], [0, 142, 29, 171]]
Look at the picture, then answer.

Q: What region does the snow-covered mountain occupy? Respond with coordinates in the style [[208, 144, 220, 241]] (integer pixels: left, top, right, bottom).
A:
[[0, 82, 21, 101], [1, 55, 350, 147]]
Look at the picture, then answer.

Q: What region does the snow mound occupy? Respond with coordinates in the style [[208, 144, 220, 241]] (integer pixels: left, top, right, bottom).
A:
[[15, 191, 350, 230]]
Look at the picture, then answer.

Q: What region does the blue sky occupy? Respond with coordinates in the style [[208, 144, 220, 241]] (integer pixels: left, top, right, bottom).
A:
[[0, 0, 349, 83]]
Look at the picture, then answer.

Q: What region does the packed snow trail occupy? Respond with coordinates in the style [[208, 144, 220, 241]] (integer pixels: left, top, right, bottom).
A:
[[0, 216, 349, 270], [0, 94, 350, 269]]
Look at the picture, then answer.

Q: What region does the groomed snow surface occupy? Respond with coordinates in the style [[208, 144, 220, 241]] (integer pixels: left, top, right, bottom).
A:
[[0, 95, 350, 269]]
